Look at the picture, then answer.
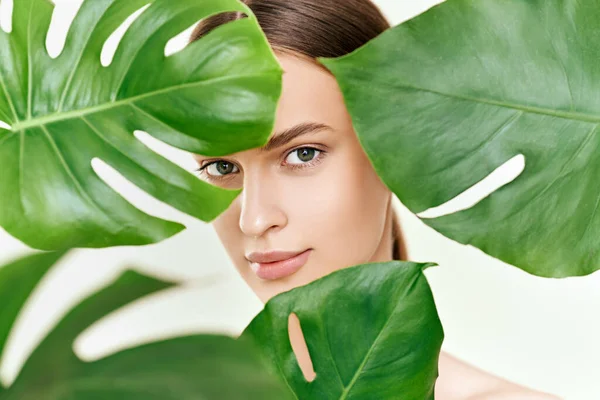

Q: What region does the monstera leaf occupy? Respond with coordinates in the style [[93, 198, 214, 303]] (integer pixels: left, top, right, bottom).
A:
[[0, 0, 282, 250], [240, 261, 444, 399], [0, 250, 293, 399], [0, 251, 442, 399], [319, 0, 600, 278]]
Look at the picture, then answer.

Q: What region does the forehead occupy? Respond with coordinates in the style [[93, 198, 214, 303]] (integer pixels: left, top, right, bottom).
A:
[[274, 52, 349, 132]]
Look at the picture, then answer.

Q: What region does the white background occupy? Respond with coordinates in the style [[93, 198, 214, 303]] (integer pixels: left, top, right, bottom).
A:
[[0, 0, 598, 398]]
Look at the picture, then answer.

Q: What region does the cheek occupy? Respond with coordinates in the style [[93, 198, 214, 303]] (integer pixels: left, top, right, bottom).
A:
[[282, 148, 389, 261], [212, 200, 242, 259]]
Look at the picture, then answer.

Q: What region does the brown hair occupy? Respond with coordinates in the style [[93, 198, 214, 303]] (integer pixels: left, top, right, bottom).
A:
[[189, 0, 407, 261]]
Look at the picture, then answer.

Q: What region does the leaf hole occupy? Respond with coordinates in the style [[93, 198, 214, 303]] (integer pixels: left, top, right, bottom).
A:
[[288, 312, 316, 382], [0, 119, 10, 130], [164, 19, 203, 58], [133, 130, 198, 173], [417, 154, 526, 219], [100, 4, 151, 67], [164, 10, 248, 58], [74, 275, 231, 364], [90, 156, 189, 224], [0, 0, 13, 33], [183, 11, 250, 52], [45, 0, 83, 59]]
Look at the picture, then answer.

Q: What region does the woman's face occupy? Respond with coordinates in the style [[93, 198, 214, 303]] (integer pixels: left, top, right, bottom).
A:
[[193, 51, 394, 303]]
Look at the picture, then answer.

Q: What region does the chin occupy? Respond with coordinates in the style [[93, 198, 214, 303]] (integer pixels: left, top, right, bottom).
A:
[[252, 265, 316, 303]]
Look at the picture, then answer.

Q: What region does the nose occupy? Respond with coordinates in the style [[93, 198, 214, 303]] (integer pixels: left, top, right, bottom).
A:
[[238, 171, 288, 238]]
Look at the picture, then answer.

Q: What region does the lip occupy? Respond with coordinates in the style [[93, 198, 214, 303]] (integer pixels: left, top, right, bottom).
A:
[[246, 249, 312, 280]]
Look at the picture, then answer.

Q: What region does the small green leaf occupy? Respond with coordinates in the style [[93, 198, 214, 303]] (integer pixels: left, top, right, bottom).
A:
[[241, 261, 443, 399], [0, 0, 283, 250]]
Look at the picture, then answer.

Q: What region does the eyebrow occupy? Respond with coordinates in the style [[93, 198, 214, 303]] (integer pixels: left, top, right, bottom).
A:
[[193, 122, 333, 165], [260, 122, 333, 152]]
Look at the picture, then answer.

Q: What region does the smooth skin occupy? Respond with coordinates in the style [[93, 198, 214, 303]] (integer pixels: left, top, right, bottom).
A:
[[193, 51, 560, 400]]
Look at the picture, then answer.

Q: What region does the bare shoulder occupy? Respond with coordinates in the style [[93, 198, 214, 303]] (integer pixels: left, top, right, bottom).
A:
[[434, 351, 562, 400]]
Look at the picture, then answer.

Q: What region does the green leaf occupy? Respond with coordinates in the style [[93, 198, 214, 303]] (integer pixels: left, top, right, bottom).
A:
[[240, 261, 443, 399], [0, 0, 283, 250], [0, 250, 293, 399], [319, 0, 600, 278], [0, 250, 68, 392]]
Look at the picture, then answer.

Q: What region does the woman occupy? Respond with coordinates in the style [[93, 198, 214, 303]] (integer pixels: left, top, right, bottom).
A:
[[188, 1, 560, 398]]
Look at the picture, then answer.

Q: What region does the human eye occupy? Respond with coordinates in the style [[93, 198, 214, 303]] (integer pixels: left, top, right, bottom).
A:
[[283, 146, 326, 169], [196, 160, 240, 180]]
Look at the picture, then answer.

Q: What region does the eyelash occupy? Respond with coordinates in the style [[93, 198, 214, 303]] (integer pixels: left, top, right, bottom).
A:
[[194, 146, 327, 181]]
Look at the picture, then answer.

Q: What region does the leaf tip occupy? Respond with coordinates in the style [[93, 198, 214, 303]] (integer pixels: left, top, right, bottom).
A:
[[420, 262, 439, 272], [112, 268, 178, 293]]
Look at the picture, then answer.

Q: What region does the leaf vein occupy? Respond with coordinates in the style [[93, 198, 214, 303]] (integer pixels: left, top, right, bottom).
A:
[[56, 4, 111, 113], [80, 115, 190, 192], [0, 70, 19, 123], [579, 182, 600, 241], [543, 6, 575, 111], [382, 80, 598, 124], [438, 123, 599, 232], [0, 130, 17, 148], [413, 110, 523, 179], [492, 122, 599, 225], [39, 124, 121, 228], [338, 290, 405, 399], [320, 312, 345, 389], [129, 102, 192, 138], [26, 1, 34, 120], [13, 72, 272, 131], [19, 129, 24, 214]]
